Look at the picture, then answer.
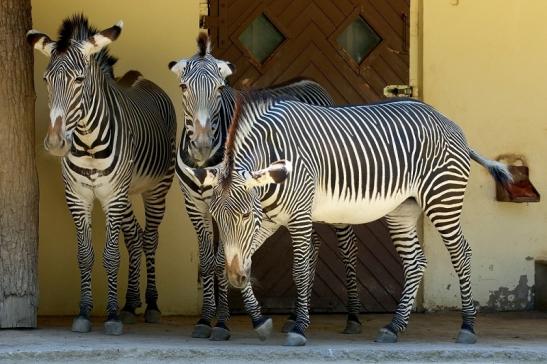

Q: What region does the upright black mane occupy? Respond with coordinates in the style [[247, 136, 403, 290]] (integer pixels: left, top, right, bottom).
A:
[[220, 90, 294, 190], [55, 14, 118, 78]]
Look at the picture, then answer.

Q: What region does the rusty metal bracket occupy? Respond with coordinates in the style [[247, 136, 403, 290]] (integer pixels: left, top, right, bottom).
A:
[[496, 154, 540, 203]]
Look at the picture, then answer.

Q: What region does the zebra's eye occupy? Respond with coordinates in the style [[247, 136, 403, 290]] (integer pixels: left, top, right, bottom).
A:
[[242, 211, 251, 219], [74, 76, 85, 83], [180, 84, 188, 92]]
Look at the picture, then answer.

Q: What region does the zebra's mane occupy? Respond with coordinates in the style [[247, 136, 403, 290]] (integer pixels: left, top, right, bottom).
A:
[[55, 14, 118, 78], [221, 90, 295, 190], [197, 32, 211, 57]]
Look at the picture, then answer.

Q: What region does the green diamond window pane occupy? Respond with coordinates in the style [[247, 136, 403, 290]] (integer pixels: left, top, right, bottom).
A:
[[239, 14, 285, 63], [337, 17, 381, 64]]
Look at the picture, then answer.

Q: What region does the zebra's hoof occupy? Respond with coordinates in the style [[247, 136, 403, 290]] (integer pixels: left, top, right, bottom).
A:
[[104, 320, 123, 336], [210, 326, 231, 341], [71, 316, 92, 333], [144, 309, 161, 324], [192, 323, 212, 338], [255, 317, 273, 341], [375, 327, 398, 343], [456, 329, 477, 344], [281, 319, 295, 333], [342, 319, 362, 334], [284, 332, 307, 346], [119, 310, 137, 324]]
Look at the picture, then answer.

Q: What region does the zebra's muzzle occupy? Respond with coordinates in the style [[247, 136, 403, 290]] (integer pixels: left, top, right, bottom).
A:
[[44, 116, 70, 156], [226, 255, 249, 289]]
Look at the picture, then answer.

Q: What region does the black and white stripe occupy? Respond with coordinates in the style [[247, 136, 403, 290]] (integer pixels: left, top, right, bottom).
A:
[[28, 15, 176, 334], [169, 33, 363, 340], [191, 95, 511, 346]]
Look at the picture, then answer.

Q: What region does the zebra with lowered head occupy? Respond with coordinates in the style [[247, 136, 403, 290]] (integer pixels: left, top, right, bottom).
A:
[[168, 33, 362, 341], [187, 94, 512, 346], [27, 15, 176, 335]]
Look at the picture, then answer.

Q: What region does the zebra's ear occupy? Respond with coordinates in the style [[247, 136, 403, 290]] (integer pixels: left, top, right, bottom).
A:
[[26, 30, 55, 57], [217, 60, 235, 79], [244, 160, 292, 190], [186, 166, 220, 188], [169, 59, 187, 76], [82, 20, 123, 56]]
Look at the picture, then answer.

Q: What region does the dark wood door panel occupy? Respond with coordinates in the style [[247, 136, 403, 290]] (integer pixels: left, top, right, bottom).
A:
[[210, 0, 409, 313]]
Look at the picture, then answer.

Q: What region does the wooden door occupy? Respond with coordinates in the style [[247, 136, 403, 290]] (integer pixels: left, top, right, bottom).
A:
[[206, 0, 409, 313]]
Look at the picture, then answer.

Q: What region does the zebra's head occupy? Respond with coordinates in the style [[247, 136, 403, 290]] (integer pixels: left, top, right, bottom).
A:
[[169, 32, 235, 166], [27, 15, 122, 156], [187, 160, 292, 288]]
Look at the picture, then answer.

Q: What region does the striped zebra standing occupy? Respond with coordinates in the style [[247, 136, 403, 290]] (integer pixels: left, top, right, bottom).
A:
[[27, 15, 176, 335], [168, 33, 362, 341], [187, 95, 512, 346]]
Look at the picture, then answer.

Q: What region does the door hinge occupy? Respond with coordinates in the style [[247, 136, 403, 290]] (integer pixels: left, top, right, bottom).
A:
[[384, 84, 413, 98]]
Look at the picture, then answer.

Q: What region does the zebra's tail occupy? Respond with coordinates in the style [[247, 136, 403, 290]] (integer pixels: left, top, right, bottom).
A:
[[469, 148, 513, 186]]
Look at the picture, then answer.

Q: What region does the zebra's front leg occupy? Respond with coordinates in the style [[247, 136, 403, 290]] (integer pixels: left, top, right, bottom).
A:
[[210, 242, 231, 341], [101, 197, 126, 335], [285, 217, 314, 346], [335, 225, 362, 334], [67, 192, 94, 333], [187, 204, 217, 338], [119, 208, 144, 325], [376, 201, 424, 343], [281, 230, 320, 334]]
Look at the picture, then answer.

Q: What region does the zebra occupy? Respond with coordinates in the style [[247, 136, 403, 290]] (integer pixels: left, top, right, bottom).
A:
[[27, 15, 176, 335], [186, 94, 512, 346], [168, 33, 362, 341]]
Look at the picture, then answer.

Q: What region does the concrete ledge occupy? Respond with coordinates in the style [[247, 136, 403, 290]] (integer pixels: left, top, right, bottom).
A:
[[1, 312, 547, 363]]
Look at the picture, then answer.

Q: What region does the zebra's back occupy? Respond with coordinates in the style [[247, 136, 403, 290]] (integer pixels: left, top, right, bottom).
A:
[[247, 99, 471, 223], [118, 78, 177, 191]]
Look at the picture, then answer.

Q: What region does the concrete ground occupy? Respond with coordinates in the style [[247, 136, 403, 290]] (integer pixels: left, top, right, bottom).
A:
[[1, 312, 547, 363]]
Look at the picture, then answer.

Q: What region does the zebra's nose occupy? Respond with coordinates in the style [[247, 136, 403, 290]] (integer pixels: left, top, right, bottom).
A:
[[44, 116, 70, 156]]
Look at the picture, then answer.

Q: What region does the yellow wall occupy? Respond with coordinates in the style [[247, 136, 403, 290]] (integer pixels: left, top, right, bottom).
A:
[[419, 0, 547, 310], [31, 1, 201, 315]]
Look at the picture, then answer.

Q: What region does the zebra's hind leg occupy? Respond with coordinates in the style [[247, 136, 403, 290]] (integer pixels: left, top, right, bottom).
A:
[[67, 191, 94, 333], [119, 205, 144, 325], [376, 199, 424, 343], [141, 186, 170, 324], [335, 225, 362, 334], [210, 242, 231, 341], [428, 220, 477, 344]]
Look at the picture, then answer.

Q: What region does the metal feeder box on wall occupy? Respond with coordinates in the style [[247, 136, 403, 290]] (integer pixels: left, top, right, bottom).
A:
[[495, 155, 540, 203]]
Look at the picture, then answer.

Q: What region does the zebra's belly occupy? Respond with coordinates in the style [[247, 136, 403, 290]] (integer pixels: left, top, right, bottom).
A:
[[128, 174, 163, 195], [311, 190, 411, 225]]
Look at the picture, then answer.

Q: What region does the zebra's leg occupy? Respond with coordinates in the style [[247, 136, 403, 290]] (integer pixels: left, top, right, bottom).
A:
[[335, 225, 362, 334], [185, 197, 217, 338], [141, 185, 170, 324], [210, 242, 231, 341], [239, 281, 273, 341], [101, 196, 127, 335], [119, 204, 144, 325], [67, 191, 94, 333], [376, 199, 424, 343], [427, 214, 477, 344], [284, 216, 314, 346], [281, 230, 320, 334]]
